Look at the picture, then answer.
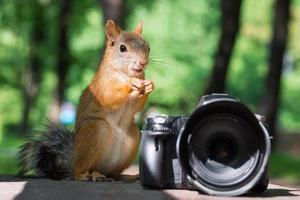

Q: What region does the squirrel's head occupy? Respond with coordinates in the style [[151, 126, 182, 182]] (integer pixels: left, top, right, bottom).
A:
[[105, 20, 150, 78]]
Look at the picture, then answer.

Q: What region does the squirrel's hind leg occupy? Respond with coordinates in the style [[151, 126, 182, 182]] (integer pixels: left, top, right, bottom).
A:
[[73, 119, 113, 181], [76, 171, 91, 181], [75, 171, 115, 182], [91, 171, 115, 182]]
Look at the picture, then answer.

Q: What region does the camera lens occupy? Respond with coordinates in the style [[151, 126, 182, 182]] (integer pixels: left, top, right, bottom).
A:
[[177, 100, 270, 196], [207, 135, 237, 165], [189, 114, 259, 188]]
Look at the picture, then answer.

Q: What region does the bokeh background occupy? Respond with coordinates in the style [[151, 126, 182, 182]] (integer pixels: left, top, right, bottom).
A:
[[0, 0, 300, 186]]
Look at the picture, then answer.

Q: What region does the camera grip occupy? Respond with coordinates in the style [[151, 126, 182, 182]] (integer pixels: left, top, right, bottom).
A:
[[139, 132, 166, 188]]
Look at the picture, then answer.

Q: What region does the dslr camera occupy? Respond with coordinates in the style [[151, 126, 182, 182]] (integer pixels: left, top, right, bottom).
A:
[[139, 94, 271, 196]]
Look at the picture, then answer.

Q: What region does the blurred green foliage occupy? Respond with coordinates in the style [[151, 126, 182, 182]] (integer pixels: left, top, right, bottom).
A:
[[0, 0, 300, 180], [0, 0, 300, 136], [0, 134, 23, 174], [270, 152, 300, 184]]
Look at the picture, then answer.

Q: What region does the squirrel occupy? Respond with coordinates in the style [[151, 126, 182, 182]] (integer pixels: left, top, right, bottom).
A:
[[18, 20, 154, 181]]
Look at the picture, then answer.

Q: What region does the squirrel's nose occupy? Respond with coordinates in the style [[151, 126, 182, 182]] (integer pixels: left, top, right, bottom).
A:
[[140, 61, 148, 67]]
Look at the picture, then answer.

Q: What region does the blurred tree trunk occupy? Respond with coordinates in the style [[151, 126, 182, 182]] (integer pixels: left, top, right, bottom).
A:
[[205, 0, 242, 94], [99, 0, 127, 27], [20, 2, 45, 134], [48, 0, 73, 124], [97, 0, 128, 67], [258, 0, 291, 145]]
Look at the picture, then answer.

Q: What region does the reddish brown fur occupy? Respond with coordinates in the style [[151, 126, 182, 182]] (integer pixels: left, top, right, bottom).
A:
[[72, 20, 153, 181]]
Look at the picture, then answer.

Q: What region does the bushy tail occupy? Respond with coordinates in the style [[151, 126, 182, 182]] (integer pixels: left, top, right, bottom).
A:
[[18, 124, 74, 180]]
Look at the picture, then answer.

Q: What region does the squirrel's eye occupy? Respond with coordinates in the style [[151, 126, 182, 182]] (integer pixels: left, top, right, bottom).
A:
[[148, 47, 150, 52], [120, 44, 127, 52]]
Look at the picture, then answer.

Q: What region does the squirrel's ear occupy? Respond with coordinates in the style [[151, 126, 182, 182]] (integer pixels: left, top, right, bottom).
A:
[[105, 20, 121, 41], [135, 20, 143, 35]]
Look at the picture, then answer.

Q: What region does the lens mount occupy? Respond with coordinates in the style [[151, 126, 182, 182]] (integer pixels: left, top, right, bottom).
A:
[[177, 101, 270, 196]]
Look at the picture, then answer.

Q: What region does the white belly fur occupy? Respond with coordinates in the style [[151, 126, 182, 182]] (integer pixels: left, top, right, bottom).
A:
[[98, 97, 137, 174]]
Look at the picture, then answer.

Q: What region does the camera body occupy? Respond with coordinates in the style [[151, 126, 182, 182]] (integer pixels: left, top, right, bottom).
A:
[[139, 94, 271, 196], [139, 115, 190, 189]]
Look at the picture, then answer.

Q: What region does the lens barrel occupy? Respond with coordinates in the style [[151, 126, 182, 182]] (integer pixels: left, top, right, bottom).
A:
[[177, 98, 270, 196]]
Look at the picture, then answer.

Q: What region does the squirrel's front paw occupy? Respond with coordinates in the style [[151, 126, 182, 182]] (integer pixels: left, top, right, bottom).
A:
[[144, 80, 154, 94], [130, 78, 145, 96]]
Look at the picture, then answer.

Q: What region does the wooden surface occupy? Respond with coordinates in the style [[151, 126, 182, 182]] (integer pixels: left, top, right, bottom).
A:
[[0, 166, 299, 200]]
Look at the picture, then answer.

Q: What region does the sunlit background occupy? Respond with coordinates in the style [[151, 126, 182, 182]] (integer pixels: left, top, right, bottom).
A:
[[0, 0, 300, 187]]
